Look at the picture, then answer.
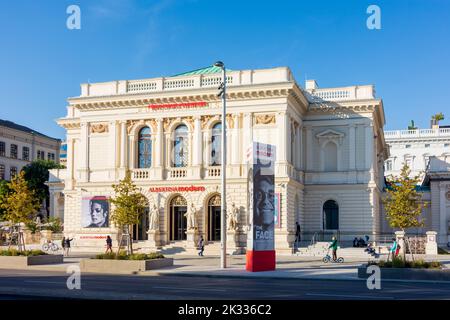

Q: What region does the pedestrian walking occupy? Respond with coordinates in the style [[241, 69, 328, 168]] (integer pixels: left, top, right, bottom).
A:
[[328, 236, 338, 261], [61, 236, 66, 252], [388, 238, 398, 261], [64, 237, 73, 256], [105, 235, 113, 254], [198, 236, 204, 257]]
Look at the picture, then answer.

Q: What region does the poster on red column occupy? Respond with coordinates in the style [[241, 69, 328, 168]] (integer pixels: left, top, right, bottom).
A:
[[246, 142, 276, 272]]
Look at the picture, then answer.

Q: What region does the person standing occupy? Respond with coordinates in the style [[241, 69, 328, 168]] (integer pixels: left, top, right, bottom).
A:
[[198, 236, 204, 257], [64, 237, 73, 257], [295, 222, 301, 249], [105, 235, 113, 254], [329, 236, 338, 261]]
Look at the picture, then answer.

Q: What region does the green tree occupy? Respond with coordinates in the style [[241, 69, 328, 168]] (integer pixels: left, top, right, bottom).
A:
[[383, 163, 428, 261], [110, 171, 148, 254], [21, 160, 64, 217], [0, 180, 11, 221], [0, 171, 41, 250], [432, 112, 445, 124]]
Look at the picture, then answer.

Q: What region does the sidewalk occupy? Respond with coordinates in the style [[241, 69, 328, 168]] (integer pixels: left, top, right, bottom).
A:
[[4, 249, 450, 283]]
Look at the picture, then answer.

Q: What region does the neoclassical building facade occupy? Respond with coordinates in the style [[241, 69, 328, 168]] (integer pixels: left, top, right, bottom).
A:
[[48, 66, 388, 253]]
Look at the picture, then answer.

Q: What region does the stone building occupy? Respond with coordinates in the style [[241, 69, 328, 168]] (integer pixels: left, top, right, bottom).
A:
[[48, 66, 388, 253]]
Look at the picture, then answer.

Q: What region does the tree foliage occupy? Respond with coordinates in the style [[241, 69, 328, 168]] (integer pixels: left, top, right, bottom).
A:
[[383, 163, 428, 231], [110, 171, 148, 254], [432, 112, 445, 122], [0, 171, 40, 225], [0, 180, 11, 221], [21, 160, 63, 203]]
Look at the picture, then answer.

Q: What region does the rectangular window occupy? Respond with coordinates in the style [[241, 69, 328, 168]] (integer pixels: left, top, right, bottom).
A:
[[23, 146, 30, 161], [445, 144, 450, 148], [10, 166, 17, 178], [0, 141, 5, 157], [405, 144, 411, 149], [0, 164, 5, 180], [37, 150, 45, 160], [385, 160, 393, 171], [48, 152, 55, 161], [10, 144, 18, 159], [425, 144, 430, 148]]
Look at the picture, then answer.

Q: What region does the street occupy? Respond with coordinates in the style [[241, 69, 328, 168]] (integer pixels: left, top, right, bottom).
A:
[[1, 268, 450, 300]]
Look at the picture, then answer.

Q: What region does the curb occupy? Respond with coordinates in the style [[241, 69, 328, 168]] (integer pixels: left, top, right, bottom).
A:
[[154, 270, 450, 284]]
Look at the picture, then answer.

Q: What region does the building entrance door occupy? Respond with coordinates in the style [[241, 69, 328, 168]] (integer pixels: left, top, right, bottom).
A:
[[132, 207, 149, 241], [208, 195, 221, 241], [170, 196, 187, 241]]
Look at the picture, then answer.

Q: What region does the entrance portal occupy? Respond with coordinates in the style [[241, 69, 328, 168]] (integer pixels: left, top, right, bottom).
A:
[[170, 195, 187, 241], [208, 195, 221, 241]]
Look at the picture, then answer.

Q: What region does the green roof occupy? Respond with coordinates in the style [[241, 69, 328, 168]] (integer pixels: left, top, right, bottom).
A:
[[172, 66, 231, 77]]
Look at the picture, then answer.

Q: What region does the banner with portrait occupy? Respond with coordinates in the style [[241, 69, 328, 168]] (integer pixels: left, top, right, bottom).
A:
[[82, 196, 110, 228], [247, 142, 276, 252]]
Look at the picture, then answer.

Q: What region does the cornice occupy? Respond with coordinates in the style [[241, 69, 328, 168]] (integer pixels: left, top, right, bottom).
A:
[[57, 118, 81, 129], [67, 84, 293, 111]]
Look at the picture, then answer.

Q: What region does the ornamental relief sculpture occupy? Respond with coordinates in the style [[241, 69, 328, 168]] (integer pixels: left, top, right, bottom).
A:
[[201, 114, 236, 129], [255, 114, 276, 125], [90, 123, 109, 134]]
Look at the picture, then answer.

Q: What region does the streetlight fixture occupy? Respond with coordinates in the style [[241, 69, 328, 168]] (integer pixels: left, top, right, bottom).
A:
[[214, 61, 227, 269]]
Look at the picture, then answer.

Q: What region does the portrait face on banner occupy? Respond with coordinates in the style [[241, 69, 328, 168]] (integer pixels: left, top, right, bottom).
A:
[[252, 143, 275, 251], [82, 196, 109, 228]]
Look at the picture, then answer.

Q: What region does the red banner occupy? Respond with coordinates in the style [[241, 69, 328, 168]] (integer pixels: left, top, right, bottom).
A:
[[148, 101, 207, 110], [149, 186, 206, 193]]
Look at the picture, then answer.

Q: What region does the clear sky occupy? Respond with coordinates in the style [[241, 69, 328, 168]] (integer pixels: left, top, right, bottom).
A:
[[0, 0, 449, 140]]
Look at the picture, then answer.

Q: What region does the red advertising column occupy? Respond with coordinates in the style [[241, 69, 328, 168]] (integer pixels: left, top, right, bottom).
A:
[[246, 142, 276, 272]]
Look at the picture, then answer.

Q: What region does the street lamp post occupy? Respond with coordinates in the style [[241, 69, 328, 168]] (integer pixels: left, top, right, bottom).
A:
[[214, 61, 227, 269]]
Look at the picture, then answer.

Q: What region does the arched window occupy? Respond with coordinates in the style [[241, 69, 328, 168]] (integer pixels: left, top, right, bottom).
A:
[[173, 124, 189, 167], [210, 123, 222, 166], [324, 142, 338, 171], [323, 200, 339, 230], [138, 127, 152, 168]]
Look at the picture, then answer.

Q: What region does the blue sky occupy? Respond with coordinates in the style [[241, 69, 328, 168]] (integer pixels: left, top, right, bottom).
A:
[[0, 0, 449, 139]]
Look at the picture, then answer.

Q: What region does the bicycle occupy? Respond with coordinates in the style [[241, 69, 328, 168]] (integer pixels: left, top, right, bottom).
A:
[[323, 250, 344, 263], [42, 241, 59, 252]]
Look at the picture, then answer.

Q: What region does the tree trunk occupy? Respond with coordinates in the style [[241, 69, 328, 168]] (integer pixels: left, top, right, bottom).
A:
[[129, 225, 133, 255]]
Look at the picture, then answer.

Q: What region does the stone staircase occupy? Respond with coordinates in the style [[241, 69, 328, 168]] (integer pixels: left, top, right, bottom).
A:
[[296, 242, 377, 259]]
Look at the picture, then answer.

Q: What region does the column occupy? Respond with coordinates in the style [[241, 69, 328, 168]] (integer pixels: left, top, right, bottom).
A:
[[276, 112, 287, 163], [365, 125, 374, 182], [119, 121, 127, 168], [295, 123, 301, 170], [155, 119, 164, 167], [232, 114, 240, 165], [242, 113, 253, 163], [299, 125, 303, 170], [109, 120, 117, 169], [66, 138, 74, 190], [349, 124, 356, 170], [79, 122, 89, 182], [286, 116, 291, 165], [440, 184, 447, 244], [193, 116, 202, 166], [305, 126, 313, 171]]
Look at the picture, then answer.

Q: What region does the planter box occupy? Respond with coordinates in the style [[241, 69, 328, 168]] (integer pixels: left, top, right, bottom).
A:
[[0, 255, 63, 268], [80, 258, 174, 274], [358, 265, 450, 281]]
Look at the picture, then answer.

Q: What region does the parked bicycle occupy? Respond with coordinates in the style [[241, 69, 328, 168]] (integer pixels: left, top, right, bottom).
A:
[[42, 240, 60, 252]]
